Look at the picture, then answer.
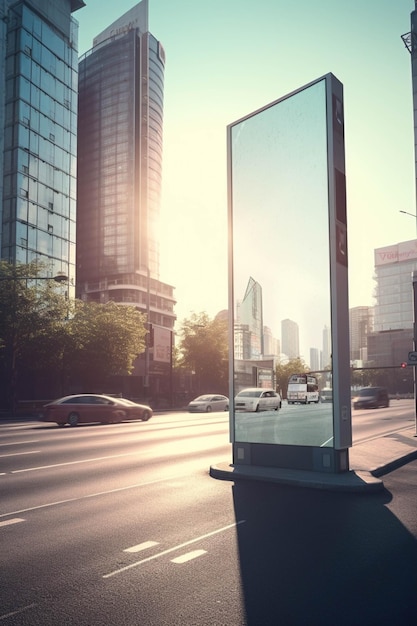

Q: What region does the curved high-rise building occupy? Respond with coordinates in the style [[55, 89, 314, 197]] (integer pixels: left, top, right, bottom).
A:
[[77, 1, 175, 333]]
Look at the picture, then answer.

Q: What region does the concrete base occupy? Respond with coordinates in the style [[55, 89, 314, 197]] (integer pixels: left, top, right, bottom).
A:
[[210, 461, 384, 493]]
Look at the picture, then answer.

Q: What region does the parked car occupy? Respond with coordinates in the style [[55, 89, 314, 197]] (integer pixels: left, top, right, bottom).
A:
[[39, 394, 153, 426], [187, 394, 229, 413], [234, 388, 281, 412], [352, 387, 390, 410]]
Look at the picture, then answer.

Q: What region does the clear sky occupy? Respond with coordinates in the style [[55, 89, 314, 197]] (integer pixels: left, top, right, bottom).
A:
[[76, 0, 416, 357]]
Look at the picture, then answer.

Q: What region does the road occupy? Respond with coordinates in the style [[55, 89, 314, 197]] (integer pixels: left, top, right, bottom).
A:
[[1, 406, 417, 625]]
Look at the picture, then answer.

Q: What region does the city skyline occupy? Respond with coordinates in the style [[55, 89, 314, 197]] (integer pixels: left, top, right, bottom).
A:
[[75, 1, 415, 328]]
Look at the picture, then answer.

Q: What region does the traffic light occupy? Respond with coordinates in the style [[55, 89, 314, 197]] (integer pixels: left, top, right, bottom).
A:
[[401, 362, 407, 368], [148, 324, 154, 347]]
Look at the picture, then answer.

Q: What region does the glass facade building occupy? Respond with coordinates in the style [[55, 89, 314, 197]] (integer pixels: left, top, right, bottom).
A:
[[0, 0, 83, 293], [76, 1, 175, 335], [281, 318, 299, 360], [373, 239, 417, 332], [236, 277, 263, 359]]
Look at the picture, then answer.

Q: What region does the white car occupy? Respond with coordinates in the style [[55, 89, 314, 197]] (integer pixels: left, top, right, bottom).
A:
[[187, 394, 229, 413], [234, 388, 282, 412]]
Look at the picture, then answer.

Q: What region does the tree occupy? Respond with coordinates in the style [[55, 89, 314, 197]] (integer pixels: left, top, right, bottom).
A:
[[0, 261, 149, 410], [178, 312, 228, 395], [65, 300, 147, 389], [0, 261, 69, 412]]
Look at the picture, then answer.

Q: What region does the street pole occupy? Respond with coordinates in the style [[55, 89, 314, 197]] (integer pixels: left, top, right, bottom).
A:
[[144, 265, 150, 404], [412, 271, 417, 436]]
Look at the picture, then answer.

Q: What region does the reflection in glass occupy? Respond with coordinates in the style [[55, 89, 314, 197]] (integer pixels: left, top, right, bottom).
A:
[[229, 78, 333, 447]]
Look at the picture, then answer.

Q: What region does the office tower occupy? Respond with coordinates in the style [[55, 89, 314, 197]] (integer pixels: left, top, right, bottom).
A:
[[262, 326, 280, 357], [349, 305, 373, 363], [367, 239, 417, 368], [0, 0, 83, 291], [76, 2, 176, 391], [281, 318, 299, 360], [373, 240, 417, 332], [309, 347, 320, 371], [322, 324, 331, 369], [237, 277, 263, 359]]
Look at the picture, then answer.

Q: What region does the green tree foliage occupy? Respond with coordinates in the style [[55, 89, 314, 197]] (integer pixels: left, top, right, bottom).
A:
[[178, 312, 228, 395], [65, 300, 147, 388], [0, 261, 69, 410], [0, 261, 148, 410], [275, 357, 309, 399]]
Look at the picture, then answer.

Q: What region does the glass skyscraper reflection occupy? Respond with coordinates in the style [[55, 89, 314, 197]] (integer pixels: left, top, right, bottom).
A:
[[76, 1, 175, 335], [0, 0, 83, 294]]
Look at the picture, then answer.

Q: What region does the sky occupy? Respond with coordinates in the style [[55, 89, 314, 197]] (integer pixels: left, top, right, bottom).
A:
[[76, 0, 416, 359]]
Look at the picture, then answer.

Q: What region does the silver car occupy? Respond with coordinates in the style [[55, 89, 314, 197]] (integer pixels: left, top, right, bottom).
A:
[[234, 388, 282, 412], [187, 394, 229, 413]]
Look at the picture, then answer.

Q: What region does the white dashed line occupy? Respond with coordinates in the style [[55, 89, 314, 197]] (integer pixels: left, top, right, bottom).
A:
[[0, 603, 37, 621], [0, 450, 40, 458], [124, 541, 159, 553], [171, 549, 207, 564], [103, 520, 246, 579], [0, 518, 25, 527]]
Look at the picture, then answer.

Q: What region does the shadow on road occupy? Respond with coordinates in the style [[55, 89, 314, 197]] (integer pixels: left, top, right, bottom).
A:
[[232, 479, 417, 626]]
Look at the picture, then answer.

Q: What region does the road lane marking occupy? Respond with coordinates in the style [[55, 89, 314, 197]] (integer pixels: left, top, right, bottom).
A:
[[0, 604, 37, 621], [0, 440, 40, 446], [11, 452, 138, 473], [171, 549, 207, 564], [103, 520, 246, 579], [0, 518, 25, 527], [0, 473, 189, 518], [0, 450, 40, 458], [124, 541, 159, 553]]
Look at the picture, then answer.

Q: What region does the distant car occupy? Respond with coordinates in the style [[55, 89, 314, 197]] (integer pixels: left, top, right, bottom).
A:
[[234, 388, 281, 412], [320, 388, 333, 403], [39, 394, 153, 427], [187, 394, 229, 413], [352, 387, 390, 410]]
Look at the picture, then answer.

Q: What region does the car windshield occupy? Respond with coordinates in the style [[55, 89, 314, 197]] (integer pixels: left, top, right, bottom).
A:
[[195, 395, 212, 401], [237, 390, 262, 398]]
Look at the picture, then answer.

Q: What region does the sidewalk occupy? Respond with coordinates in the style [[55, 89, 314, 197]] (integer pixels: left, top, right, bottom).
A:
[[210, 427, 417, 493]]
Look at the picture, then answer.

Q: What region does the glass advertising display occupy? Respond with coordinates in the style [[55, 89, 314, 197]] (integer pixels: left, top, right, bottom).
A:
[[228, 74, 351, 472]]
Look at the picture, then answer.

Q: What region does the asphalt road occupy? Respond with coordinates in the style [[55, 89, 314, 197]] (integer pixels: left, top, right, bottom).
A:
[[1, 411, 417, 625]]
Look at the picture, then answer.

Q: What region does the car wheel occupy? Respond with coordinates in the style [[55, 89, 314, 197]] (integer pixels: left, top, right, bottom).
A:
[[142, 410, 151, 421], [206, 406, 212, 412], [67, 412, 79, 427]]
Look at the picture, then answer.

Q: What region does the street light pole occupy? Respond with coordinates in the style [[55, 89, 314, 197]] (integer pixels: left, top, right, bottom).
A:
[[412, 271, 417, 436], [144, 265, 150, 403]]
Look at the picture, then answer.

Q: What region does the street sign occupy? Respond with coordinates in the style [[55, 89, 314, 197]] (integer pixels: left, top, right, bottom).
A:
[[407, 351, 417, 365]]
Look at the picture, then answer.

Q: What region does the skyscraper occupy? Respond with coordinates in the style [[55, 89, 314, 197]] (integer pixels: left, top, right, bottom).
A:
[[373, 239, 417, 332], [322, 324, 331, 369], [281, 318, 299, 360], [367, 239, 416, 369], [76, 1, 176, 393], [0, 0, 83, 292], [236, 277, 263, 359], [309, 347, 320, 371], [76, 0, 173, 302], [349, 305, 373, 363]]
